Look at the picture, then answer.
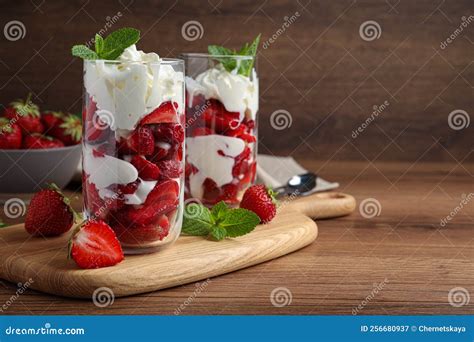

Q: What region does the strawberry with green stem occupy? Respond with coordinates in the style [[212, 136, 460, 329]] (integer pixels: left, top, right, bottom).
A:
[[25, 183, 82, 237], [4, 93, 44, 134], [0, 117, 22, 149]]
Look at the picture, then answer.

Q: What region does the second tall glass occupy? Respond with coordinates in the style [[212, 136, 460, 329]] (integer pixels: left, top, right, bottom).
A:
[[181, 53, 258, 206]]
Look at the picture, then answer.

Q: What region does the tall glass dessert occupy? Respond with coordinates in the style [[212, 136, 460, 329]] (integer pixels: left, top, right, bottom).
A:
[[81, 43, 185, 254], [181, 36, 260, 206]]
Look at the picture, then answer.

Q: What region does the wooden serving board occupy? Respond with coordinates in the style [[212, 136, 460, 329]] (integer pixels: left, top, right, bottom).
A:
[[0, 192, 355, 299]]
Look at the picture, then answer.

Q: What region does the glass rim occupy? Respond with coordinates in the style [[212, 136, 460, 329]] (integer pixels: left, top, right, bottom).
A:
[[83, 57, 184, 66], [179, 53, 255, 60]]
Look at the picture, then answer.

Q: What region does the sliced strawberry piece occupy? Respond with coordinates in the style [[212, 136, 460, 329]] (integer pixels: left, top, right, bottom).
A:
[[239, 133, 257, 143], [70, 220, 124, 269], [219, 183, 239, 202], [156, 160, 183, 179], [152, 123, 184, 143], [112, 214, 172, 244], [202, 178, 220, 203], [232, 147, 251, 177], [119, 126, 155, 155], [140, 101, 178, 125], [130, 155, 161, 180], [111, 180, 179, 228], [117, 180, 140, 195], [185, 162, 198, 177], [152, 141, 171, 161]]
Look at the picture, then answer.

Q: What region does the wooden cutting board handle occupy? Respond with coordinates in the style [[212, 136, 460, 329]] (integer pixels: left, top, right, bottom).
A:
[[279, 192, 356, 219]]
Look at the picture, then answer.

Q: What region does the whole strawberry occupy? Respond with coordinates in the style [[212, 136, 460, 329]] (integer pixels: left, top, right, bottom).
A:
[[0, 118, 22, 149], [69, 220, 124, 269], [240, 185, 277, 224], [48, 113, 82, 146], [41, 111, 64, 131], [4, 94, 44, 134], [23, 133, 65, 149], [25, 184, 77, 236]]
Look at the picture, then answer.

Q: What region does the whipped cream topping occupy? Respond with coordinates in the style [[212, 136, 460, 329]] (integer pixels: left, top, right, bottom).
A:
[[186, 64, 258, 120], [84, 45, 184, 131], [83, 145, 138, 194], [186, 135, 245, 199]]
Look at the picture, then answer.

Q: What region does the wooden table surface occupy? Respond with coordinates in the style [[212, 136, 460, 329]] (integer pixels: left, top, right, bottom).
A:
[[0, 160, 472, 315]]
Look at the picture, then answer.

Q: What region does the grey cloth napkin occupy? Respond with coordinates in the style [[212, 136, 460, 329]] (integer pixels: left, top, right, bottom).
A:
[[257, 154, 339, 195]]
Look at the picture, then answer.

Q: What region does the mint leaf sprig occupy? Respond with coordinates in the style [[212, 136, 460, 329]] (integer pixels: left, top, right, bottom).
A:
[[208, 34, 261, 77], [182, 201, 260, 241], [71, 27, 140, 60]]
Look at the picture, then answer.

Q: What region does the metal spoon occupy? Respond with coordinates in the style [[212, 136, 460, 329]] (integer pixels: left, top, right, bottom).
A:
[[273, 172, 318, 197]]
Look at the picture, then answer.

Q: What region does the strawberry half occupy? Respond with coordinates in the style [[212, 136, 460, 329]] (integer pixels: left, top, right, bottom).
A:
[[0, 118, 22, 149], [23, 133, 65, 149], [4, 94, 44, 134], [69, 220, 124, 269], [140, 101, 178, 125], [25, 184, 78, 236]]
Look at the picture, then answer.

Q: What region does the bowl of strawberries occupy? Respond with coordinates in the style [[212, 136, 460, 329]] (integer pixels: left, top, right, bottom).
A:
[[0, 94, 82, 193]]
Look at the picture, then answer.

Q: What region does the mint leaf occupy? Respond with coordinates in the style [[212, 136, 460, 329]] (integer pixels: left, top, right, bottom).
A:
[[71, 45, 98, 60], [208, 45, 237, 72], [101, 27, 140, 60], [211, 201, 228, 222], [182, 202, 260, 240], [210, 226, 227, 241], [219, 208, 260, 238], [0, 219, 6, 228], [238, 34, 260, 77], [72, 27, 140, 60], [182, 204, 213, 236], [95, 34, 104, 56], [207, 34, 261, 76]]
